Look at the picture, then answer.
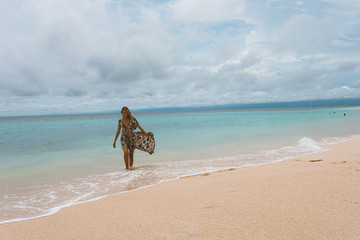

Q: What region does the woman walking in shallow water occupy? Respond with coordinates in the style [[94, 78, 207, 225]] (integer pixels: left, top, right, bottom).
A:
[[113, 106, 153, 170]]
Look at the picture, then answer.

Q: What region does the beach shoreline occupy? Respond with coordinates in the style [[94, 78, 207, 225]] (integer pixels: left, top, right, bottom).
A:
[[1, 137, 360, 239]]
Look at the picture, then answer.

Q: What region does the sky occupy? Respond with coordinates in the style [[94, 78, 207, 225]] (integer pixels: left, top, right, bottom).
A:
[[1, 0, 360, 116]]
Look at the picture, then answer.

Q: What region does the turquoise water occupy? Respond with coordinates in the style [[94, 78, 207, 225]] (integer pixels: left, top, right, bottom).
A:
[[1, 107, 360, 223]]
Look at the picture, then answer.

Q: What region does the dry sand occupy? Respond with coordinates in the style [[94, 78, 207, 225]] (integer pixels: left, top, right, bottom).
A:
[[1, 138, 360, 240]]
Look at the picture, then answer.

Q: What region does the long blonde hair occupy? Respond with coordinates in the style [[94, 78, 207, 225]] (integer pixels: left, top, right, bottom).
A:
[[121, 106, 134, 119]]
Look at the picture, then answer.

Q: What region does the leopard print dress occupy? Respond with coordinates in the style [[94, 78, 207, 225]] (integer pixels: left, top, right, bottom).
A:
[[119, 117, 155, 154], [119, 117, 138, 149]]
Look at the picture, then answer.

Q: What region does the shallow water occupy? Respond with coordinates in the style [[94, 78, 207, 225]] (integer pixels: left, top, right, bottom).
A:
[[1, 107, 360, 224]]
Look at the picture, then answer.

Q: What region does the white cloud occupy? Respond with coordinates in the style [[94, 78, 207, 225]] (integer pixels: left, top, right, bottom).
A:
[[337, 62, 359, 72], [332, 40, 354, 47], [1, 0, 178, 94], [0, 0, 360, 116], [277, 14, 338, 54], [326, 85, 360, 98], [170, 0, 246, 24], [349, 79, 360, 88], [322, 0, 360, 20]]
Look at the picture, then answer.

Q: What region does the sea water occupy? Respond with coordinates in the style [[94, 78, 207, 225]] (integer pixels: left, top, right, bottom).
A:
[[1, 107, 360, 224]]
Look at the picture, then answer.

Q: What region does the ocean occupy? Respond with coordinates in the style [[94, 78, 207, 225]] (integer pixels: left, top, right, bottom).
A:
[[1, 106, 360, 224]]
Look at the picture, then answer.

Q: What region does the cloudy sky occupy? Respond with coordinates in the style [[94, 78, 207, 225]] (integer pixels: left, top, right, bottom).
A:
[[1, 0, 360, 116]]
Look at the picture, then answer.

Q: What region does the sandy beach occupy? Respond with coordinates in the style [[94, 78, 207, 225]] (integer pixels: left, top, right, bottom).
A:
[[1, 138, 360, 240]]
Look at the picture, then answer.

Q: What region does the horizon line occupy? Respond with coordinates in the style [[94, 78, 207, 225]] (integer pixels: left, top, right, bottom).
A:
[[2, 98, 360, 118]]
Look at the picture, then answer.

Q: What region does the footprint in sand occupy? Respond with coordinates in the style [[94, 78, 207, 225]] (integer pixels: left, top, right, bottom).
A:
[[330, 161, 347, 164], [309, 159, 323, 162]]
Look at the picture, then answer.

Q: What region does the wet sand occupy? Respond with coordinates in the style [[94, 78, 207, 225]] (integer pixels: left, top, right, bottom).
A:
[[1, 138, 360, 239]]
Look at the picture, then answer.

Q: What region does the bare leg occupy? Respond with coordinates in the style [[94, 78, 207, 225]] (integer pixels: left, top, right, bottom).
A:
[[122, 147, 130, 170], [129, 148, 135, 168]]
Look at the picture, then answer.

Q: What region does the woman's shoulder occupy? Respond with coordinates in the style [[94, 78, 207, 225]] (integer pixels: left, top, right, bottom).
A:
[[118, 118, 122, 124]]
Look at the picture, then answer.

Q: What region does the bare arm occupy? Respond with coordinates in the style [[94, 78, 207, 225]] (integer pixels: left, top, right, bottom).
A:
[[137, 122, 151, 136], [113, 122, 121, 148]]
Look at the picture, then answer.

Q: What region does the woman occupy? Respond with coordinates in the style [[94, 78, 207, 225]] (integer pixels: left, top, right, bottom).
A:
[[113, 106, 152, 170]]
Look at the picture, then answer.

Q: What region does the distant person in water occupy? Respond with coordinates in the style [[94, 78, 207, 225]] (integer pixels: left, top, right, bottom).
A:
[[113, 106, 152, 170]]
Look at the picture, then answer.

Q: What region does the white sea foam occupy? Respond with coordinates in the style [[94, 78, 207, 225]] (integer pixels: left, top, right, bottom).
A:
[[2, 134, 358, 225], [2, 107, 360, 225], [297, 137, 323, 150]]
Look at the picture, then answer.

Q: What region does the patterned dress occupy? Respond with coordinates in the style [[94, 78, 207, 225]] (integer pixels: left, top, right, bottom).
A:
[[119, 117, 138, 149], [119, 117, 155, 154]]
